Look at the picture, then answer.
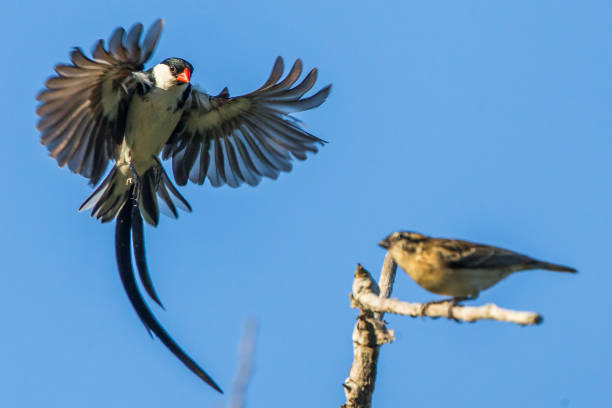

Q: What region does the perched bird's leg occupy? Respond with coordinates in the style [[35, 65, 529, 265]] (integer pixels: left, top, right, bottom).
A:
[[451, 294, 476, 305], [446, 297, 468, 322], [419, 297, 460, 314], [418, 293, 478, 320], [447, 294, 478, 322]]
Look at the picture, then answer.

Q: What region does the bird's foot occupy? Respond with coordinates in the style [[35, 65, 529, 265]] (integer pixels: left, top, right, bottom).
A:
[[127, 163, 142, 199], [419, 294, 477, 321], [418, 298, 454, 316], [129, 163, 142, 184], [447, 297, 467, 322], [446, 294, 478, 322]]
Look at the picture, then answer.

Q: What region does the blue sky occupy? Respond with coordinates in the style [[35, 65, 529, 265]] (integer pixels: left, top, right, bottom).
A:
[[1, 1, 610, 406]]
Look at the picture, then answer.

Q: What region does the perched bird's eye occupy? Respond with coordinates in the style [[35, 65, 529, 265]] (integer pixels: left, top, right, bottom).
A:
[[170, 65, 177, 74]]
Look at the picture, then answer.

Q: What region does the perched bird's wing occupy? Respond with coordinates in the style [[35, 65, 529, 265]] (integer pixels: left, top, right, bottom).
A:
[[162, 57, 332, 187], [36, 19, 164, 185], [440, 240, 534, 269]]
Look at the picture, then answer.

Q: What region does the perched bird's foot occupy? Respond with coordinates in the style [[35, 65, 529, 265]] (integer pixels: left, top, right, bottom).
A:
[[418, 302, 429, 316], [447, 298, 466, 322], [419, 296, 475, 322], [419, 297, 457, 316], [447, 294, 478, 322]]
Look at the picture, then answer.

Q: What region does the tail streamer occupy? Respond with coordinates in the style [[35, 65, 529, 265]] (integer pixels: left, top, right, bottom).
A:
[[115, 197, 223, 393], [131, 207, 166, 309]]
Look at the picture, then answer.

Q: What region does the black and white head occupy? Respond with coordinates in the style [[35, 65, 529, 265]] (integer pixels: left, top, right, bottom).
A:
[[152, 57, 194, 89], [379, 231, 429, 250]]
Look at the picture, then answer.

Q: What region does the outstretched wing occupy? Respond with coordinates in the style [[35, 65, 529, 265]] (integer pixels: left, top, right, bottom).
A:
[[36, 19, 164, 185], [162, 57, 331, 187]]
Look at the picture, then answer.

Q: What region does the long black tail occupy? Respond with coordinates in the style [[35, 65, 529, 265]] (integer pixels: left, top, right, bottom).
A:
[[131, 206, 165, 309], [115, 197, 223, 393]]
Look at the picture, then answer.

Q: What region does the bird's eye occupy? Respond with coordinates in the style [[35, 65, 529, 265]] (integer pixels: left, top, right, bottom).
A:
[[170, 66, 177, 74]]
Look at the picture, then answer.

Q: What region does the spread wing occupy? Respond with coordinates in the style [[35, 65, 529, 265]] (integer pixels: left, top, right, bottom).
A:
[[36, 19, 164, 185], [442, 240, 534, 269], [162, 57, 331, 187]]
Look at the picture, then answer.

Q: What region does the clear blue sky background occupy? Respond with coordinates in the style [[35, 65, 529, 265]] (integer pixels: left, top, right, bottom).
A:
[[1, 1, 610, 407]]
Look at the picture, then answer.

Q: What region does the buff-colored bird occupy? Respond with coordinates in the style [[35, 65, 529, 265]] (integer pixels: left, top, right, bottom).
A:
[[379, 231, 576, 300]]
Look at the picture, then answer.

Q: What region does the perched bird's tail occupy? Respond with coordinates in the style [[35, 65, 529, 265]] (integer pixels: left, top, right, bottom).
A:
[[530, 261, 577, 273], [114, 194, 223, 393], [79, 158, 191, 226]]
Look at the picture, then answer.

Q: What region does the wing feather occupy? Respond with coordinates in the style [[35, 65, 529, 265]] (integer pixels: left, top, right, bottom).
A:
[[125, 23, 143, 61], [212, 129, 227, 184], [252, 56, 284, 92], [92, 39, 116, 65], [163, 57, 330, 188], [240, 125, 281, 176], [195, 135, 211, 185], [444, 241, 535, 270], [233, 133, 262, 184], [223, 134, 245, 185], [37, 19, 163, 185], [258, 59, 302, 93]]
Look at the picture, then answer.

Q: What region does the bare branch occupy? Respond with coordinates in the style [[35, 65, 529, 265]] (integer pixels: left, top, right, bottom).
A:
[[228, 318, 258, 408], [342, 263, 396, 408], [342, 254, 543, 408], [352, 265, 542, 326], [373, 253, 397, 321]]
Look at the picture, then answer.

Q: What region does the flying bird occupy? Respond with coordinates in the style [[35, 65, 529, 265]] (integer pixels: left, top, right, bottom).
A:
[[36, 19, 331, 393], [379, 231, 576, 301]]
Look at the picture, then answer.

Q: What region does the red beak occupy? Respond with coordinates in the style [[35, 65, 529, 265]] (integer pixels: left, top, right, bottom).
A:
[[176, 68, 191, 83]]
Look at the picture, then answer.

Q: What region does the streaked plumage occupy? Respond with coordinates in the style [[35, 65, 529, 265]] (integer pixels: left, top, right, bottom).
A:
[[36, 19, 331, 393], [379, 231, 576, 299]]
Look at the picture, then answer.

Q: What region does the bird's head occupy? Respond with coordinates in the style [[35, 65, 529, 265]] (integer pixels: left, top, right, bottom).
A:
[[379, 231, 429, 250], [153, 57, 194, 89]]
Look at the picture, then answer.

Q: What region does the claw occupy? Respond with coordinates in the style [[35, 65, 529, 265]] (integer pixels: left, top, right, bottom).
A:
[[128, 163, 142, 199], [129, 163, 141, 183]]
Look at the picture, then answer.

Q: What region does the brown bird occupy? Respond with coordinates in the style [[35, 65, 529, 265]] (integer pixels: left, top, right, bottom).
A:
[[379, 231, 576, 301]]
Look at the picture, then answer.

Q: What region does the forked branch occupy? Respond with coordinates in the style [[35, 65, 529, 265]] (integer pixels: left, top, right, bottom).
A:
[[342, 254, 542, 408]]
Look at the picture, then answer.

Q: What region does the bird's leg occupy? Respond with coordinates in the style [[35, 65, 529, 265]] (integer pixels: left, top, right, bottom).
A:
[[419, 298, 451, 316], [420, 297, 464, 311], [128, 163, 141, 184], [127, 163, 142, 200], [446, 297, 468, 322], [447, 293, 478, 322], [418, 293, 478, 320]]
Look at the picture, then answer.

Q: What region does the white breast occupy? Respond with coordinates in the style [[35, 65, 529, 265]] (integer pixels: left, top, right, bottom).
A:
[[120, 85, 187, 173]]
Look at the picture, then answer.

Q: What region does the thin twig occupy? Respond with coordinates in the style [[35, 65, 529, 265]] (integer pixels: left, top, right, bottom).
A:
[[352, 265, 542, 326], [373, 253, 397, 321], [228, 318, 258, 408]]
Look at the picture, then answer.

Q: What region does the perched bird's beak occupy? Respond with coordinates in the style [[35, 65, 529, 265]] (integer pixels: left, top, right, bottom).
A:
[[379, 238, 390, 249], [176, 68, 191, 83]]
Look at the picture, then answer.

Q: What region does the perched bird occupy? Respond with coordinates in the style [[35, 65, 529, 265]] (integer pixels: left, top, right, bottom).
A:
[[379, 231, 576, 301], [36, 19, 331, 393]]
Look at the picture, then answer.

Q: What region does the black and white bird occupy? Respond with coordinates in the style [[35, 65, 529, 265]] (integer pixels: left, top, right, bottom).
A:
[[37, 19, 331, 393]]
